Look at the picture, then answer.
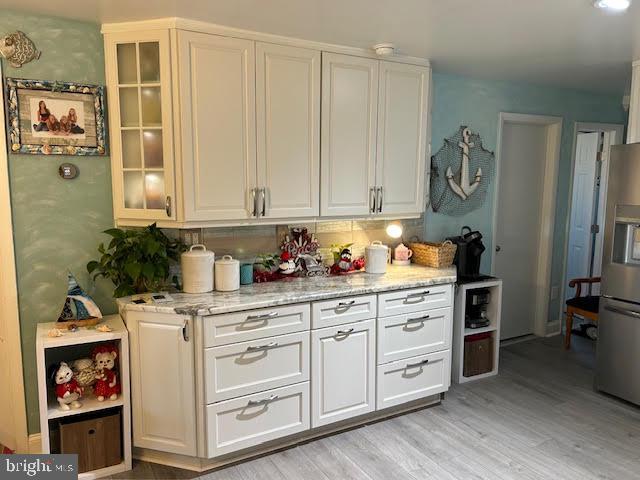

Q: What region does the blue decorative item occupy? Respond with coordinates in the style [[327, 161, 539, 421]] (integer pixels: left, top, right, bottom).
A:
[[240, 263, 254, 285], [57, 272, 102, 324]]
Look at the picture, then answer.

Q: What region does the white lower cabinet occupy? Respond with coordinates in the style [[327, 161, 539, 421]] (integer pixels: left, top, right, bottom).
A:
[[311, 319, 376, 427], [206, 382, 310, 458], [376, 350, 451, 410], [205, 331, 310, 403]]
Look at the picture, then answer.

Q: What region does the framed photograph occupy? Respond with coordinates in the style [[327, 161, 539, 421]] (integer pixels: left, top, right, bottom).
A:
[[5, 78, 107, 155]]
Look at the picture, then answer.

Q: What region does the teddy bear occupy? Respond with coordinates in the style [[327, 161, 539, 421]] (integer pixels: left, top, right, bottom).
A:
[[53, 362, 83, 411], [92, 344, 121, 401]]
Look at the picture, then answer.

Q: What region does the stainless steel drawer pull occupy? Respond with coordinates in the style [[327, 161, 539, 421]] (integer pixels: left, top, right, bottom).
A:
[[407, 315, 430, 323], [336, 328, 354, 336], [247, 394, 279, 406], [337, 300, 356, 308], [605, 305, 640, 319], [406, 359, 429, 369], [246, 312, 279, 321], [246, 341, 278, 352], [407, 290, 430, 298]]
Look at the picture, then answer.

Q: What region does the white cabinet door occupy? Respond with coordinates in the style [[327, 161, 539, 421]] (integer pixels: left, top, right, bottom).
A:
[[256, 43, 320, 219], [311, 319, 376, 427], [320, 53, 378, 217], [178, 32, 257, 221], [127, 311, 196, 456], [376, 61, 429, 215]]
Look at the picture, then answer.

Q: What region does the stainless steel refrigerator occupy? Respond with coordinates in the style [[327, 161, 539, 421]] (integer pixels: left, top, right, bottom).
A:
[[596, 143, 640, 405]]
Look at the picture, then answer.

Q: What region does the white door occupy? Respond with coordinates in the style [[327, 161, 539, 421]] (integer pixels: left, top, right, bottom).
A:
[[256, 43, 320, 219], [376, 61, 429, 215], [320, 53, 378, 216], [494, 122, 549, 340], [311, 319, 376, 427], [566, 132, 600, 299], [128, 311, 196, 455], [178, 32, 257, 221]]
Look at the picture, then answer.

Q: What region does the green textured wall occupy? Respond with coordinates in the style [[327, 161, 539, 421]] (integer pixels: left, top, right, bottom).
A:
[[0, 10, 116, 434], [425, 73, 627, 327]]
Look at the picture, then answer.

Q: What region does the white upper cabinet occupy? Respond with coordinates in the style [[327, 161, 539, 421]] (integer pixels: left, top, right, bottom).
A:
[[321, 53, 378, 217], [103, 21, 431, 226], [178, 32, 257, 221], [376, 61, 429, 215], [104, 30, 176, 222], [256, 43, 320, 219]]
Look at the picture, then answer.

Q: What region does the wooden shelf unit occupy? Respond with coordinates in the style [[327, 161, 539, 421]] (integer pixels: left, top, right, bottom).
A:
[[36, 314, 132, 479], [452, 278, 502, 384]]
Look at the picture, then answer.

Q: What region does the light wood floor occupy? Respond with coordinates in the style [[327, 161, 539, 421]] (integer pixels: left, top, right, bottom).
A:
[[111, 336, 640, 480]]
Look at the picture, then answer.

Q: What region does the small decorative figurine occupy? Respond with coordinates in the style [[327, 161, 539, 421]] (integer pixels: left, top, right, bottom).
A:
[[93, 344, 120, 401], [297, 254, 329, 277], [71, 358, 97, 389], [338, 248, 353, 272], [0, 31, 41, 68], [278, 252, 297, 275], [53, 362, 83, 411], [47, 328, 63, 338], [96, 324, 113, 333], [57, 272, 102, 327]]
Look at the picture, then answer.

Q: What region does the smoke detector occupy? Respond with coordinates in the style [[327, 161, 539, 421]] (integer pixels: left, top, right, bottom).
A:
[[373, 43, 396, 56]]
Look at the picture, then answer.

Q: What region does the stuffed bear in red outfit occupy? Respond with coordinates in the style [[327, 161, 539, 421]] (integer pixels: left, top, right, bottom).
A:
[[92, 344, 121, 401], [54, 361, 83, 410]]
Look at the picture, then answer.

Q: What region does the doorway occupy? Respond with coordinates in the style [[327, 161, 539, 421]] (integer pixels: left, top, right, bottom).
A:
[[0, 62, 28, 452], [493, 113, 562, 340], [562, 123, 624, 318]]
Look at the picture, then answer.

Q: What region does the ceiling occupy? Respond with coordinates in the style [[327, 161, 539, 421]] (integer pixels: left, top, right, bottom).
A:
[[2, 0, 638, 95]]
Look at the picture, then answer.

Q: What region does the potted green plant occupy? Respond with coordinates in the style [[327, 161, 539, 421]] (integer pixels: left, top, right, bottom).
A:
[[87, 223, 186, 297]]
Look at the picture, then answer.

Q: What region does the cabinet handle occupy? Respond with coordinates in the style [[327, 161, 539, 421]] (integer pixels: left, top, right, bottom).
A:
[[604, 305, 640, 319], [407, 314, 430, 323], [377, 187, 383, 213], [247, 394, 279, 406], [182, 320, 189, 342], [246, 341, 278, 352], [251, 188, 258, 217], [406, 359, 429, 369], [246, 311, 279, 321], [370, 187, 377, 214], [260, 188, 267, 217], [165, 195, 172, 217], [407, 290, 430, 299], [336, 328, 354, 336], [337, 300, 356, 308]]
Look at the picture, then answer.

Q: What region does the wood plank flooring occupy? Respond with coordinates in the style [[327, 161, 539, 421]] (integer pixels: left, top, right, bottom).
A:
[[111, 336, 640, 479]]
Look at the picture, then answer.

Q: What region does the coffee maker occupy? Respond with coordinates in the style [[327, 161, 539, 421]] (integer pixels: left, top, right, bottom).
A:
[[465, 288, 491, 329], [448, 226, 488, 283]]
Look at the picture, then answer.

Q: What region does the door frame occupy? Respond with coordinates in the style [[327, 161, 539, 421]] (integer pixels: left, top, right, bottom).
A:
[[0, 62, 28, 452], [492, 112, 563, 337], [558, 122, 624, 326]]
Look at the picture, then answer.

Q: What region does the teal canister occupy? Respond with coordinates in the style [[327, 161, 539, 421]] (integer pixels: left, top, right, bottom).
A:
[[240, 263, 254, 285]]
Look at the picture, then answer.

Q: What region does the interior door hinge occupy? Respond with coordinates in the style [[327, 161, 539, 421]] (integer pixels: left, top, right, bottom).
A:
[[591, 224, 600, 234]]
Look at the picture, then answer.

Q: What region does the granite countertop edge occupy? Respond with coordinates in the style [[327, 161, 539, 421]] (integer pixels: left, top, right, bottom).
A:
[[117, 265, 456, 317]]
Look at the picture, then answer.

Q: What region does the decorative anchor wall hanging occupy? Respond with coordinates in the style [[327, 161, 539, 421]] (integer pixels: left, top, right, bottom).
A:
[[430, 126, 495, 216]]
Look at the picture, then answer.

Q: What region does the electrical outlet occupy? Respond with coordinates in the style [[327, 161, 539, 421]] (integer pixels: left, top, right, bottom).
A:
[[550, 285, 559, 300], [180, 229, 202, 246]]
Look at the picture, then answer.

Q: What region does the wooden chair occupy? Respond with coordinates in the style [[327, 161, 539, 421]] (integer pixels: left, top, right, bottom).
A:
[[564, 277, 601, 349]]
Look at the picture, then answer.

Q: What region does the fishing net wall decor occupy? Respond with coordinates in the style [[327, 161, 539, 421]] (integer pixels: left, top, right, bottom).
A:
[[430, 126, 495, 216]]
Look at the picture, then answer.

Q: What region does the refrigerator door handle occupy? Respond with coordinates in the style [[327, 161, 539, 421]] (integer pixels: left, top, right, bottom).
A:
[[605, 305, 640, 319]]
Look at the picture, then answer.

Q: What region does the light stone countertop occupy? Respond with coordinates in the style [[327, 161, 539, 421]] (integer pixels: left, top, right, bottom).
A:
[[117, 264, 456, 316]]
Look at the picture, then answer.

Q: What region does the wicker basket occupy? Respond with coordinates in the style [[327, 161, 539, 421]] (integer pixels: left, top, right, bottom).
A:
[[409, 240, 457, 268]]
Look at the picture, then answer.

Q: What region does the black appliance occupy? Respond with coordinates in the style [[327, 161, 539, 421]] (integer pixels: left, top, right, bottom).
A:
[[447, 226, 487, 283], [465, 288, 491, 329]]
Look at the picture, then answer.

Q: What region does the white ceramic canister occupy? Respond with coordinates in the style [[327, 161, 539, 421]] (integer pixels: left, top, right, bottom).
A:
[[181, 244, 215, 293], [365, 240, 389, 274], [215, 255, 240, 291]]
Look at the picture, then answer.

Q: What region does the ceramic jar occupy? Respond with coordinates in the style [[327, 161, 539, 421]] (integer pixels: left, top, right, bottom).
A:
[[215, 255, 240, 291], [181, 244, 215, 293], [365, 241, 389, 274]]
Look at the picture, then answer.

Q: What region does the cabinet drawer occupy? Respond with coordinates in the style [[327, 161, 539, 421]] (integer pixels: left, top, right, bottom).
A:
[[377, 284, 452, 318], [206, 382, 309, 458], [204, 304, 310, 347], [376, 350, 451, 410], [377, 307, 452, 364], [311, 294, 376, 329], [205, 331, 309, 403]]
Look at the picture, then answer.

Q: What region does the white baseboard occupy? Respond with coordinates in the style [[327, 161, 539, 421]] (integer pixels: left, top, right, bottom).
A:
[[28, 434, 41, 454], [545, 320, 561, 337]]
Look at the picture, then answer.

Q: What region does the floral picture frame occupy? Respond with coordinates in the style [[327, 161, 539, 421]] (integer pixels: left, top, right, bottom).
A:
[[5, 77, 107, 155]]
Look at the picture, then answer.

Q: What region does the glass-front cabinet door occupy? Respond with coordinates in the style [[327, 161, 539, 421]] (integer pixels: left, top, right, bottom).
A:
[[104, 30, 176, 222]]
